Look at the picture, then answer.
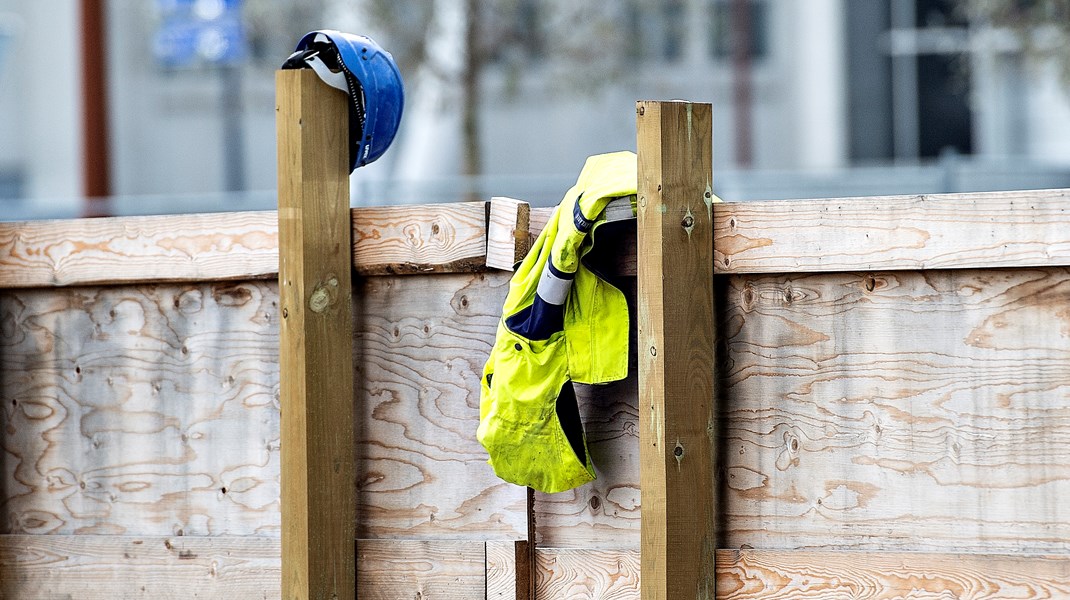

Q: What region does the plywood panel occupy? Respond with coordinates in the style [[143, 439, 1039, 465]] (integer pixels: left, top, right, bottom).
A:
[[1, 273, 526, 540], [0, 534, 281, 599], [0, 212, 279, 288], [714, 189, 1070, 274], [358, 539, 486, 600], [352, 202, 488, 275], [533, 548, 1070, 599], [720, 267, 1070, 551], [354, 272, 528, 539], [0, 282, 281, 536]]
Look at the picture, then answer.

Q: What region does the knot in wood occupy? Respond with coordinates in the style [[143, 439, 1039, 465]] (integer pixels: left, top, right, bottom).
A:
[[308, 276, 339, 314]]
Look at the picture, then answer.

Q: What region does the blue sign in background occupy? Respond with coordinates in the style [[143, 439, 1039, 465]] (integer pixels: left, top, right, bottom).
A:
[[153, 0, 246, 67]]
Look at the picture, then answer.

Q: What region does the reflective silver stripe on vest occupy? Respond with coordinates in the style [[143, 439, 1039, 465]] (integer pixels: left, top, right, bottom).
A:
[[603, 196, 636, 222], [536, 263, 572, 305]]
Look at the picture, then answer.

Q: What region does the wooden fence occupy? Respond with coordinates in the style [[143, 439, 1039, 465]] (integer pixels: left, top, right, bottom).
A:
[[2, 74, 1069, 598]]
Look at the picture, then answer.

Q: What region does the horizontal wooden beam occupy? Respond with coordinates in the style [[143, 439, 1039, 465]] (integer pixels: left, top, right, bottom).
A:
[[714, 188, 1070, 274], [515, 189, 1070, 276], [4, 536, 1069, 599], [534, 548, 1070, 599], [0, 535, 488, 599], [0, 204, 490, 289], [10, 188, 1064, 288], [0, 534, 282, 599], [352, 202, 488, 275], [0, 211, 279, 289]]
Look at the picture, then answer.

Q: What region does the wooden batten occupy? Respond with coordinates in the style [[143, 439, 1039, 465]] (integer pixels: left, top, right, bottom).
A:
[[485, 197, 531, 271]]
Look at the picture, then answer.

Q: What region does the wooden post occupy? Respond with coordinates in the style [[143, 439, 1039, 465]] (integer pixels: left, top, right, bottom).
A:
[[276, 69, 356, 600], [635, 100, 716, 599]]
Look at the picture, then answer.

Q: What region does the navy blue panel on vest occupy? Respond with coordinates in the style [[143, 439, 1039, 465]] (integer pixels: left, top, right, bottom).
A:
[[504, 294, 565, 341]]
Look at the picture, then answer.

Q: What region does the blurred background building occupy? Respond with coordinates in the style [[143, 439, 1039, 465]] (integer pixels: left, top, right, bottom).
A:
[[2, 0, 1070, 220]]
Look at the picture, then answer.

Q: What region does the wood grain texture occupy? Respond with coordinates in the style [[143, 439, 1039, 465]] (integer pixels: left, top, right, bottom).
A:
[[536, 548, 641, 599], [0, 282, 281, 536], [6, 538, 1067, 600], [636, 100, 717, 599], [719, 268, 1070, 552], [352, 202, 489, 275], [277, 68, 355, 600], [533, 548, 1070, 600], [358, 539, 486, 600], [0, 274, 527, 541], [716, 549, 1070, 600], [486, 197, 530, 271], [0, 534, 281, 599], [353, 272, 529, 540], [0, 202, 490, 290], [714, 188, 1070, 274], [0, 536, 494, 600], [0, 211, 279, 289]]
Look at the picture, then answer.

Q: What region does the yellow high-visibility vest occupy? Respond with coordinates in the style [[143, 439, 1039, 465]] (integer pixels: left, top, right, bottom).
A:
[[477, 151, 638, 493]]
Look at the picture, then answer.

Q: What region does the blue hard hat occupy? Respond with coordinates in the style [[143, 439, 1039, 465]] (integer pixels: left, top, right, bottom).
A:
[[282, 30, 404, 171]]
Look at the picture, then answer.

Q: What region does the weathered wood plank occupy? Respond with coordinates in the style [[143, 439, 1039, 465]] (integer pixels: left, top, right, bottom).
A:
[[719, 267, 1070, 552], [0, 211, 279, 289], [276, 67, 355, 600], [485, 197, 530, 271], [714, 188, 1070, 274], [358, 539, 486, 600], [6, 537, 1067, 600], [533, 548, 1070, 600], [0, 282, 281, 536], [0, 536, 491, 600], [717, 549, 1070, 599], [0, 534, 281, 599], [354, 272, 528, 540], [636, 100, 717, 599], [536, 548, 641, 599], [0, 202, 490, 289], [353, 202, 489, 275]]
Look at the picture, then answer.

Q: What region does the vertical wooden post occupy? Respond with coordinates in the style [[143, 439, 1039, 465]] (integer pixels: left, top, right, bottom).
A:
[[635, 100, 716, 599], [276, 69, 356, 600]]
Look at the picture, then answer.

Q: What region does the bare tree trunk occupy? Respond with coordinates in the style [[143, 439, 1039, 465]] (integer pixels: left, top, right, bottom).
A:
[[730, 0, 753, 168], [462, 0, 482, 196]]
